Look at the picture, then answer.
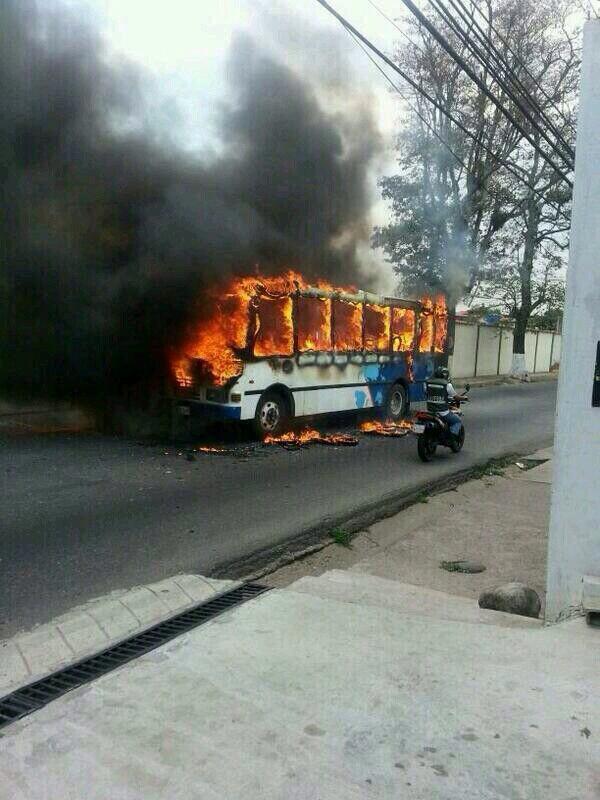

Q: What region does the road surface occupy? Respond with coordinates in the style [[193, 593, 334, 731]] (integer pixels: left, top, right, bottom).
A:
[[1, 381, 556, 636]]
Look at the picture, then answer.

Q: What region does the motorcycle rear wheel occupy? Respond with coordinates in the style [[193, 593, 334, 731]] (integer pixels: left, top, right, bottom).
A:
[[417, 436, 437, 462], [450, 426, 465, 453]]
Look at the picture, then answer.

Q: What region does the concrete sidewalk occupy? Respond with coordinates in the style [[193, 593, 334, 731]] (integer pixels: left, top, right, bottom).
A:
[[0, 571, 597, 799], [1, 450, 597, 799], [264, 448, 553, 612]]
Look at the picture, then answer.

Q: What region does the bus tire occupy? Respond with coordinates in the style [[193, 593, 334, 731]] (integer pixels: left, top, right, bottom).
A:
[[386, 382, 408, 421], [253, 390, 290, 439]]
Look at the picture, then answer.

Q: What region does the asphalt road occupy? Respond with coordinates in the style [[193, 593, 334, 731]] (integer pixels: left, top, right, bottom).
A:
[[1, 381, 556, 637]]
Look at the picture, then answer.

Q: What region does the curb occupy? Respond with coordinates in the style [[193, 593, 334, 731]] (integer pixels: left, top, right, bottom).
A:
[[214, 449, 546, 583], [459, 372, 558, 388], [0, 575, 237, 698]]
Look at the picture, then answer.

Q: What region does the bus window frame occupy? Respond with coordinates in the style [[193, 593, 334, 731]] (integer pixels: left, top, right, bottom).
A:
[[247, 289, 428, 361], [391, 305, 417, 354]]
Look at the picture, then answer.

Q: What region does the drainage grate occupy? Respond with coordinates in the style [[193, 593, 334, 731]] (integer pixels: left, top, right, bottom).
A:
[[0, 582, 268, 730]]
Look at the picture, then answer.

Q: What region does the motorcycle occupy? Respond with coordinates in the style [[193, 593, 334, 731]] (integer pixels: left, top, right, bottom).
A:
[[411, 384, 471, 462]]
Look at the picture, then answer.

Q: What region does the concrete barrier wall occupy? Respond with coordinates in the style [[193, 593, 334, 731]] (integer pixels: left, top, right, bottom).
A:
[[525, 331, 538, 372], [451, 323, 479, 378], [498, 328, 513, 375], [449, 320, 561, 379], [476, 326, 501, 376], [551, 334, 561, 366]]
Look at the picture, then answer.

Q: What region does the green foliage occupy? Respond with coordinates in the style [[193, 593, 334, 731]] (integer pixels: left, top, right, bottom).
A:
[[330, 528, 353, 548]]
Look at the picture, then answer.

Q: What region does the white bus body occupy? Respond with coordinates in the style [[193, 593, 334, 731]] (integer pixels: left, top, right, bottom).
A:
[[172, 286, 446, 434]]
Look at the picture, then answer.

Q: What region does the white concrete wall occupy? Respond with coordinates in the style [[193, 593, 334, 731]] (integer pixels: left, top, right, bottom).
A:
[[476, 326, 501, 376], [498, 328, 514, 374], [535, 332, 553, 373], [546, 21, 600, 623], [524, 331, 538, 372], [451, 323, 479, 378], [551, 335, 561, 368], [450, 321, 561, 379]]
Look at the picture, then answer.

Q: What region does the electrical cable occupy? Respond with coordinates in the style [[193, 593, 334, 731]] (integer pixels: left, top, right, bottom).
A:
[[395, 0, 573, 185], [432, 0, 575, 164], [463, 0, 578, 134], [345, 27, 570, 224], [313, 0, 571, 219], [450, 0, 575, 154]]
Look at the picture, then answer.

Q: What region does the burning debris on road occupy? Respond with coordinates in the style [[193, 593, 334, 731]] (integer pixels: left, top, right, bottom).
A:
[[163, 417, 421, 457], [359, 419, 412, 437], [263, 429, 359, 449]]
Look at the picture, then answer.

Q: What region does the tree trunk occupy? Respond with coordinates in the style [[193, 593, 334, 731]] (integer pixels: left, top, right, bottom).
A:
[[510, 157, 540, 381], [510, 311, 530, 380]]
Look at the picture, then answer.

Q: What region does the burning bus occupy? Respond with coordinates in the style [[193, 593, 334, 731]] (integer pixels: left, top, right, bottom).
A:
[[170, 271, 448, 437]]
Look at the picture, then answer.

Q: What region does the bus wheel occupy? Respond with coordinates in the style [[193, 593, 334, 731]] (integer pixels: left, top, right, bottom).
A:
[[386, 383, 408, 421], [254, 391, 290, 438]]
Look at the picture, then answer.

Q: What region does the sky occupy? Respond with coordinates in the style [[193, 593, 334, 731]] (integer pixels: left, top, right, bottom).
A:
[[47, 0, 590, 297], [68, 0, 403, 137], [57, 0, 410, 291]]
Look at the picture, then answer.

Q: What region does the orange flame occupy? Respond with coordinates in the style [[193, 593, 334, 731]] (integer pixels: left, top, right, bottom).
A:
[[391, 307, 416, 352], [418, 294, 448, 353], [264, 428, 358, 447], [171, 271, 448, 388], [333, 298, 362, 351], [360, 419, 412, 437], [364, 303, 391, 352], [298, 295, 332, 351], [253, 294, 294, 357], [418, 297, 434, 353], [433, 295, 448, 353]]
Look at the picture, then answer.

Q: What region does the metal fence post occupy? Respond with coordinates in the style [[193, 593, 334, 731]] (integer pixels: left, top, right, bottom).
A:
[[496, 327, 503, 375], [533, 330, 540, 374], [473, 325, 481, 377]]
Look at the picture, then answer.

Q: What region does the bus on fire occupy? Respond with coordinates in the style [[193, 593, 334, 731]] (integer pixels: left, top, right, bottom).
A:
[[171, 271, 449, 437]]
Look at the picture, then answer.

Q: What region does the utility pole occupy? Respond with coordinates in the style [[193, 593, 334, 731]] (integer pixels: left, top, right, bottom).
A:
[[545, 21, 600, 623]]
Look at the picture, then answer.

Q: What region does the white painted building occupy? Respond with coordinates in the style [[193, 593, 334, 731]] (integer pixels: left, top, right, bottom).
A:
[[545, 20, 600, 623]]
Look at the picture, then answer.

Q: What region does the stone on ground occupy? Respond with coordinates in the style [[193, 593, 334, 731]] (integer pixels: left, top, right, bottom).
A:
[[478, 582, 541, 618]]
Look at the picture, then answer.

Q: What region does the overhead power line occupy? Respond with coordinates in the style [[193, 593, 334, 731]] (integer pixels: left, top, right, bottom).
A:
[[365, 0, 575, 165], [343, 24, 571, 225], [463, 0, 577, 135], [314, 0, 527, 184], [346, 28, 472, 170], [429, 0, 575, 166], [395, 0, 573, 186], [364, 0, 425, 53], [449, 0, 575, 158], [313, 0, 571, 218]]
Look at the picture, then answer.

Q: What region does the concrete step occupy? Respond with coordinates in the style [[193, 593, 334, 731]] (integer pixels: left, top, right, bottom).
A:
[[0, 583, 597, 800], [287, 569, 543, 629]]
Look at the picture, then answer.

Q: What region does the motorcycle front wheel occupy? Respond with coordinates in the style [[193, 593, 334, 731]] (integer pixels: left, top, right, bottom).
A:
[[417, 436, 437, 462]]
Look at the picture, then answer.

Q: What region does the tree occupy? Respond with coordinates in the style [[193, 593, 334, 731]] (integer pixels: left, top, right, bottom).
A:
[[374, 0, 580, 375]]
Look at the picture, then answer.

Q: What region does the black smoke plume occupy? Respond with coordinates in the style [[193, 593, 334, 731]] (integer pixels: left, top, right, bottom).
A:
[[0, 1, 380, 405]]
